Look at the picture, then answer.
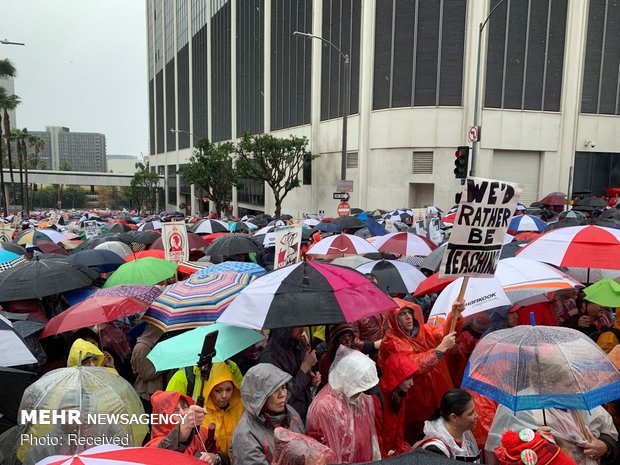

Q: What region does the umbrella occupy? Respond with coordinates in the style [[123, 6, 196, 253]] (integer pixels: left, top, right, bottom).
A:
[[330, 255, 374, 268], [0, 257, 100, 302], [93, 241, 133, 259], [419, 242, 448, 272], [147, 323, 265, 371], [14, 229, 66, 245], [195, 261, 267, 278], [0, 249, 20, 263], [126, 230, 161, 244], [0, 314, 37, 367], [35, 445, 208, 465], [575, 196, 609, 208], [67, 249, 126, 273], [0, 367, 36, 428], [93, 284, 162, 304], [543, 217, 587, 232], [313, 222, 342, 233], [204, 234, 262, 256], [0, 242, 26, 255], [462, 325, 620, 411], [125, 249, 165, 261], [306, 233, 378, 256], [333, 216, 366, 230], [371, 231, 437, 257], [12, 319, 46, 338], [557, 210, 587, 220], [41, 296, 150, 337], [228, 221, 258, 232], [138, 220, 162, 231], [191, 219, 229, 234], [34, 240, 69, 256], [583, 278, 620, 307], [103, 257, 178, 288], [143, 272, 254, 331], [516, 225, 620, 269], [15, 367, 147, 463], [356, 259, 426, 295], [216, 261, 397, 329], [303, 218, 320, 227], [539, 192, 567, 206], [507, 215, 547, 233], [149, 232, 207, 251]]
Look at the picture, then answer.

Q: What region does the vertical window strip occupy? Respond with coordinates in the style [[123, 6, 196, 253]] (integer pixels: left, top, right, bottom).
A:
[[337, 0, 343, 118], [541, 0, 552, 111], [389, 0, 396, 108], [500, 0, 511, 109], [436, 0, 444, 106], [410, 0, 419, 107], [596, 0, 609, 114], [520, 0, 532, 110]]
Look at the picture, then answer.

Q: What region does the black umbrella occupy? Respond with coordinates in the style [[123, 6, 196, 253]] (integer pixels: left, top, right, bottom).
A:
[[500, 240, 530, 259], [127, 230, 161, 245], [0, 242, 26, 255], [333, 216, 366, 230], [543, 217, 588, 232], [0, 257, 100, 301], [419, 243, 447, 272], [0, 367, 36, 429], [204, 234, 262, 256], [349, 449, 469, 464], [104, 223, 130, 234], [67, 249, 126, 273], [576, 196, 609, 208], [356, 259, 426, 294], [350, 208, 364, 215], [600, 208, 620, 221]]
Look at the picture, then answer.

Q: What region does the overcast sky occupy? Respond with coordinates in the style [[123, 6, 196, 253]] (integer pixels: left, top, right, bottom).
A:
[[2, 0, 148, 158]]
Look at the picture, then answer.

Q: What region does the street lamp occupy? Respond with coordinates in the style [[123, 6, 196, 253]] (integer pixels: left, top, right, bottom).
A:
[[293, 31, 350, 181], [0, 39, 25, 46], [471, 0, 508, 176]]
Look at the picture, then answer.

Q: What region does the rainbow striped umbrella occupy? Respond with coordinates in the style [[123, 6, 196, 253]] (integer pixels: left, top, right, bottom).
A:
[[142, 271, 254, 331]]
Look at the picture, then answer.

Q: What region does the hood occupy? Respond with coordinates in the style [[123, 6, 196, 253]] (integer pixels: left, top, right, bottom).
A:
[[386, 298, 425, 340], [149, 390, 195, 441], [67, 338, 104, 367], [204, 362, 242, 411], [328, 345, 378, 398], [379, 352, 420, 393], [241, 363, 292, 418]]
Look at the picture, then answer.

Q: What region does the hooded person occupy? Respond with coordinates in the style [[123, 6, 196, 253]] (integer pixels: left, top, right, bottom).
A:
[[378, 298, 462, 442], [317, 324, 356, 391], [231, 364, 304, 465], [375, 352, 420, 457], [306, 346, 382, 463], [67, 338, 119, 375], [596, 308, 620, 354], [496, 428, 578, 465]]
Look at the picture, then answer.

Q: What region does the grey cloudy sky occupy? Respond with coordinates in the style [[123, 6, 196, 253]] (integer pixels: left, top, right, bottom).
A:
[[2, 0, 147, 158]]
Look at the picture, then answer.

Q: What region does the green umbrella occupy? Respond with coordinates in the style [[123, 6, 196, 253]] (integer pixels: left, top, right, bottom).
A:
[[103, 257, 178, 288], [147, 323, 264, 371], [583, 278, 620, 307]]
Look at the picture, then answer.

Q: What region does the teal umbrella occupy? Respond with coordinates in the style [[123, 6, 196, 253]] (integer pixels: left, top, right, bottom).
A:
[[147, 323, 264, 371]]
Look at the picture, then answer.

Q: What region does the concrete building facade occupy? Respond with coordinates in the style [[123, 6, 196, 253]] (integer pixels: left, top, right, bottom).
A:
[[146, 0, 620, 216]]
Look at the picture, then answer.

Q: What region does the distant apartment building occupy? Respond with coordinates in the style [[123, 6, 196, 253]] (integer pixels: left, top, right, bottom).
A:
[[107, 154, 140, 173], [28, 126, 107, 172]]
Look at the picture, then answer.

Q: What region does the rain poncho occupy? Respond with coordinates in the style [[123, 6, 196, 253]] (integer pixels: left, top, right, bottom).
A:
[[414, 418, 480, 462], [67, 338, 119, 375], [376, 352, 420, 457], [145, 390, 207, 455], [272, 427, 338, 465], [306, 346, 381, 463], [378, 299, 455, 439], [231, 364, 304, 465]]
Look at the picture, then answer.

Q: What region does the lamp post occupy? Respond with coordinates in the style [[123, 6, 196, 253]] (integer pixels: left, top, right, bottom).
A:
[[471, 0, 508, 176], [0, 39, 25, 46], [293, 31, 350, 181]]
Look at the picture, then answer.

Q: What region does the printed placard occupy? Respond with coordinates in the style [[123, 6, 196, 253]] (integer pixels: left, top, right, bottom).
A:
[[274, 225, 302, 269], [162, 221, 189, 263]]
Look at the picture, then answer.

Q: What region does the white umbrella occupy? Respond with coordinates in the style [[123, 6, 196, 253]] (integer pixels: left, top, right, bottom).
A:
[[306, 234, 378, 256], [0, 314, 37, 367], [94, 241, 133, 259]]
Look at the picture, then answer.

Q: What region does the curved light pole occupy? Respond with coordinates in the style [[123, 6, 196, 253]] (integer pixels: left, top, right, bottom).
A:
[[471, 0, 508, 176], [293, 31, 350, 181], [0, 39, 25, 46]]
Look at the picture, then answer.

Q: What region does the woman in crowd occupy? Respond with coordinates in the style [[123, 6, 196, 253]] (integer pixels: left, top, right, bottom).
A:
[[414, 388, 481, 462], [317, 323, 356, 390], [231, 364, 304, 465]]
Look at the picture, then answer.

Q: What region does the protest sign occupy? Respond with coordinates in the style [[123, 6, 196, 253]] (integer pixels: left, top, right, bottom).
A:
[[274, 225, 302, 269], [162, 221, 189, 263], [48, 211, 58, 227], [428, 218, 443, 245], [84, 220, 99, 239], [439, 177, 521, 278]]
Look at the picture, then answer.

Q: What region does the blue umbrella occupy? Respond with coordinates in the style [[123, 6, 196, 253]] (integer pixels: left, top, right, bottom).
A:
[[67, 249, 126, 273], [0, 249, 20, 264], [314, 222, 341, 233], [195, 261, 267, 278]]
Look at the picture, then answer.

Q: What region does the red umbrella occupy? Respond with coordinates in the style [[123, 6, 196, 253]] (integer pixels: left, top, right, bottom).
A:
[[372, 231, 437, 256], [37, 445, 206, 465], [149, 232, 208, 250], [413, 272, 456, 296], [36, 240, 69, 256], [203, 231, 229, 245], [539, 192, 567, 206], [40, 296, 149, 337], [125, 249, 165, 262]]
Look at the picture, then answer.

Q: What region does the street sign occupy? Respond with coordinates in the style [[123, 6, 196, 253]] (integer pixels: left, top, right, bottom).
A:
[[336, 180, 354, 192], [468, 126, 479, 142], [337, 201, 351, 217], [333, 192, 350, 201]]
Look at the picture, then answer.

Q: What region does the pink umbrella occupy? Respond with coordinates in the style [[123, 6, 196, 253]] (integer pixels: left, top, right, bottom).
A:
[[371, 231, 437, 256], [305, 233, 378, 256]]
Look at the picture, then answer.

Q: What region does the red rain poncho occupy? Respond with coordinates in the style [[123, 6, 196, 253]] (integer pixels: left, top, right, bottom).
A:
[[306, 346, 381, 463], [377, 299, 457, 440], [272, 427, 338, 465]]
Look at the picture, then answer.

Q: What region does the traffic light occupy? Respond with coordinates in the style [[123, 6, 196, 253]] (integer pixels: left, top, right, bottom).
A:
[[454, 146, 470, 179]]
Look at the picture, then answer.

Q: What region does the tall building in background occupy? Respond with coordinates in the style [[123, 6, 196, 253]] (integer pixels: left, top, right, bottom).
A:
[[147, 0, 620, 216], [28, 127, 107, 172]]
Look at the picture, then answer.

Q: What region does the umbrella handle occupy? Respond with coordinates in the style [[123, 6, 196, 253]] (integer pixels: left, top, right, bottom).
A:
[[449, 277, 469, 333], [571, 410, 589, 442]]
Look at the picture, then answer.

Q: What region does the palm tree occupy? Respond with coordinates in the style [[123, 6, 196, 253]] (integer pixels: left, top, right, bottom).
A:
[[28, 134, 45, 212], [0, 88, 8, 215], [0, 59, 20, 213], [12, 128, 29, 214]]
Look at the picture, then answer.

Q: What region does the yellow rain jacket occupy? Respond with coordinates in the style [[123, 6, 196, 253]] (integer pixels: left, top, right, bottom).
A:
[[67, 338, 119, 375]]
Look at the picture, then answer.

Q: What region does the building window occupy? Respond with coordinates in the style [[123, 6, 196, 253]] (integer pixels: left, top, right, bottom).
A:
[[302, 154, 312, 185], [581, 0, 620, 115], [238, 178, 265, 205], [346, 152, 358, 169], [373, 0, 467, 110], [484, 0, 568, 111], [211, 0, 232, 142]]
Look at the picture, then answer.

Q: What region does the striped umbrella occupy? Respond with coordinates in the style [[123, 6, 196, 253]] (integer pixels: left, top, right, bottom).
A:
[[194, 261, 267, 278], [14, 228, 66, 245], [371, 231, 437, 257], [143, 271, 255, 331], [356, 259, 426, 294], [507, 214, 547, 233], [306, 233, 378, 256], [191, 219, 229, 234]]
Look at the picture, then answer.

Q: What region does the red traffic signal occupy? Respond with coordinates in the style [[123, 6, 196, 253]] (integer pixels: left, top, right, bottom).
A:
[[454, 146, 470, 178]]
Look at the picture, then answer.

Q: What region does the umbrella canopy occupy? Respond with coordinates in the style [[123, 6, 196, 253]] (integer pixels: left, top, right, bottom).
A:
[[138, 220, 162, 231], [204, 233, 262, 256], [0, 314, 37, 367], [41, 296, 150, 337], [356, 259, 426, 295], [507, 215, 547, 233], [36, 445, 208, 465], [125, 249, 165, 261], [93, 284, 162, 304], [0, 249, 20, 263], [191, 219, 229, 234], [330, 255, 374, 269], [14, 229, 67, 245], [583, 278, 620, 307], [575, 196, 609, 208], [0, 242, 26, 255], [147, 323, 265, 371], [306, 233, 378, 256], [419, 242, 448, 272], [16, 367, 147, 462], [35, 240, 70, 256], [103, 257, 178, 287], [462, 325, 620, 411], [313, 222, 342, 233], [516, 225, 620, 269], [558, 210, 587, 220], [217, 261, 397, 329], [333, 215, 366, 230], [143, 272, 254, 331], [149, 232, 207, 250], [0, 367, 36, 428], [126, 230, 161, 244], [195, 261, 267, 278], [228, 221, 258, 232], [67, 249, 126, 273], [0, 257, 100, 301], [371, 231, 436, 257], [539, 192, 567, 206], [93, 241, 133, 259]]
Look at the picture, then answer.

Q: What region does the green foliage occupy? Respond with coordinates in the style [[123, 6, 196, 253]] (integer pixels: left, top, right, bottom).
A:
[[31, 186, 87, 209], [129, 162, 159, 213], [180, 138, 238, 214], [235, 133, 318, 217]]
